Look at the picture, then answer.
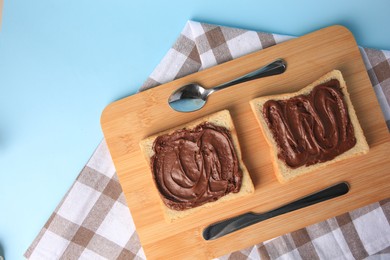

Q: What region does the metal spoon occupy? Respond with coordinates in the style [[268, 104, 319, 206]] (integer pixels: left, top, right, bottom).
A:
[[168, 59, 287, 112]]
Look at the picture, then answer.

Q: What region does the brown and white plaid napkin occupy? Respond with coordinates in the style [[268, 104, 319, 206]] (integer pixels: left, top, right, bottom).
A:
[[25, 21, 390, 260]]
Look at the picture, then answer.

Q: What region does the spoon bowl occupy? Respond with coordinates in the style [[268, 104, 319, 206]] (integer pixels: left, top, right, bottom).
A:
[[168, 83, 212, 112], [168, 59, 287, 112]]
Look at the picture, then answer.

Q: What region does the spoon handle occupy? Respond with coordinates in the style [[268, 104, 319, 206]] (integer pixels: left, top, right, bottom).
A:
[[213, 59, 287, 92], [202, 182, 349, 240]]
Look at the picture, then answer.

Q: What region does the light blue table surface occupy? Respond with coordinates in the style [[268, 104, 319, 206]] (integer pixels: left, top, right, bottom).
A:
[[1, 1, 389, 259]]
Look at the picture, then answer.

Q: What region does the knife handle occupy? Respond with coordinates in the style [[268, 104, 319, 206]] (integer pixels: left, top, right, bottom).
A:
[[203, 182, 350, 240]]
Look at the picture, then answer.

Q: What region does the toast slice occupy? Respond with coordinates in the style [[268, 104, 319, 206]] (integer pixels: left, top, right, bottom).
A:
[[139, 110, 254, 222], [250, 70, 369, 183]]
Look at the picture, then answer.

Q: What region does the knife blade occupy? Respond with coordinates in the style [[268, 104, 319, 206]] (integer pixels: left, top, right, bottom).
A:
[[203, 182, 350, 240]]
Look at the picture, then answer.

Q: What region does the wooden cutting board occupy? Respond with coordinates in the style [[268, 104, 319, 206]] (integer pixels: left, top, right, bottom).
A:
[[101, 25, 390, 259]]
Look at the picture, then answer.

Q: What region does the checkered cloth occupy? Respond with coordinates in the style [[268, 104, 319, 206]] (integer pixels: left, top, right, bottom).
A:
[[25, 21, 390, 260]]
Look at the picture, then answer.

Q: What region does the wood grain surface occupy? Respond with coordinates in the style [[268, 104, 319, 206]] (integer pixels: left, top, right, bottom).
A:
[[101, 25, 390, 259]]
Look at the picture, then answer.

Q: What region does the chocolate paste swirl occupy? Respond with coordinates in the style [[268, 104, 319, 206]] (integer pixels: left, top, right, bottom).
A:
[[263, 79, 356, 168], [151, 122, 242, 211]]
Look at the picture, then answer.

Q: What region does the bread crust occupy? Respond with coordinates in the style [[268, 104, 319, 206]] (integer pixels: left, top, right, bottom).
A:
[[250, 70, 369, 183], [139, 110, 254, 222]]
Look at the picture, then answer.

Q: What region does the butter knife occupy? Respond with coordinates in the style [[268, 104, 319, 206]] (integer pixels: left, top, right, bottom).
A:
[[203, 182, 349, 240]]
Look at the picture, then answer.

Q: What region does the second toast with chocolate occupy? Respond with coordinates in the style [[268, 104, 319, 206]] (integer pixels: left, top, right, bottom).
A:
[[250, 70, 369, 183]]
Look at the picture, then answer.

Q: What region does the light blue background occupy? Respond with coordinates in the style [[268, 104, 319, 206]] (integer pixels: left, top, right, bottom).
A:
[[0, 0, 389, 259]]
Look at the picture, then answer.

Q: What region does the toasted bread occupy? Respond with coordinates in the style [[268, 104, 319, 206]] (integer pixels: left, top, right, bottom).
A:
[[250, 70, 369, 183], [139, 110, 254, 222]]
